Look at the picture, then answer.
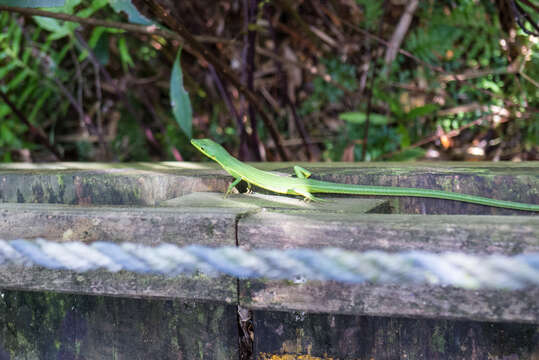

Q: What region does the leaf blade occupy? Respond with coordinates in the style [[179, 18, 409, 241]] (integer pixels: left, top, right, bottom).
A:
[[0, 0, 64, 7], [339, 112, 389, 125], [170, 48, 193, 139]]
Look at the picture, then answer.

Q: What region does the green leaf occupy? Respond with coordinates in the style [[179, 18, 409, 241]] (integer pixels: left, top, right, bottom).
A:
[[32, 0, 82, 39], [405, 104, 439, 120], [0, 61, 18, 80], [7, 69, 31, 90], [93, 31, 110, 65], [170, 48, 193, 138], [117, 37, 134, 70], [0, 104, 10, 119], [79, 26, 111, 63], [339, 112, 389, 125], [109, 0, 153, 25], [28, 88, 51, 123], [0, 123, 15, 146], [16, 81, 37, 108], [11, 20, 22, 57], [33, 17, 72, 38], [397, 123, 411, 148], [0, 0, 64, 7], [88, 26, 107, 47]]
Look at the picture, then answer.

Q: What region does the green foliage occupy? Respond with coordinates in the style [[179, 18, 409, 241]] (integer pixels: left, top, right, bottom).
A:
[[300, 58, 357, 115], [117, 36, 134, 70], [326, 119, 402, 162], [406, 0, 500, 66], [112, 115, 151, 161], [0, 0, 161, 161], [355, 0, 383, 31], [0, 11, 67, 158], [339, 112, 389, 125], [33, 0, 108, 40]]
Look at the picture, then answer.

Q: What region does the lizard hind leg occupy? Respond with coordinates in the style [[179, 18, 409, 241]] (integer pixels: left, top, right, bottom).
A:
[[293, 166, 312, 179], [291, 188, 326, 203]]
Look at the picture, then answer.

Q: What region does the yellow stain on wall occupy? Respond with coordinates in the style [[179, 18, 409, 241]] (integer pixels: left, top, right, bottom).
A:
[[257, 354, 334, 360]]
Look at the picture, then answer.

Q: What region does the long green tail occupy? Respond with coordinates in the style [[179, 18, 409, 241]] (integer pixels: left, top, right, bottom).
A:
[[308, 181, 539, 212]]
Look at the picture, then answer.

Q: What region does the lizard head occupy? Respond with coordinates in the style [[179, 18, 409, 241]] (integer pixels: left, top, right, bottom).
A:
[[191, 138, 227, 160]]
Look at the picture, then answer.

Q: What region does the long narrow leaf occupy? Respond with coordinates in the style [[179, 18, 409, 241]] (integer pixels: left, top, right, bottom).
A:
[[170, 48, 193, 139], [0, 0, 64, 7]]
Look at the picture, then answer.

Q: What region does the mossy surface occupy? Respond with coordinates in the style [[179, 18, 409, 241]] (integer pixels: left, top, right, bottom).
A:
[[0, 289, 238, 359]]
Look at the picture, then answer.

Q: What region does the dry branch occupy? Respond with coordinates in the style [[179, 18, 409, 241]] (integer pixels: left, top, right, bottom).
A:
[[384, 0, 420, 66]]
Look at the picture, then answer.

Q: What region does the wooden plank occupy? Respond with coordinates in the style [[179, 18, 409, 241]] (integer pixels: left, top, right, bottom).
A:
[[0, 163, 230, 206], [0, 202, 240, 302], [0, 202, 239, 244], [0, 289, 239, 359], [253, 310, 539, 359], [238, 211, 539, 322], [238, 212, 539, 252], [1, 162, 537, 214]]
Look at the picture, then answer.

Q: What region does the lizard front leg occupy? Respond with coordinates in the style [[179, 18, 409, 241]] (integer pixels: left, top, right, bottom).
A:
[[224, 177, 242, 198]]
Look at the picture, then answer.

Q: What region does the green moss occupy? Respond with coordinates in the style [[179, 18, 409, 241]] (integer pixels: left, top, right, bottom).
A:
[[56, 174, 64, 187], [430, 325, 446, 354]]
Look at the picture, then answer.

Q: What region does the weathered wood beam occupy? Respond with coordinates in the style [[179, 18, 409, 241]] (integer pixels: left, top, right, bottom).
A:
[[0, 162, 536, 214], [0, 202, 240, 302], [238, 211, 539, 323]]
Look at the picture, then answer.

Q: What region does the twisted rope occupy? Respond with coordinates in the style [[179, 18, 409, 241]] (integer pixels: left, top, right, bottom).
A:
[[0, 239, 538, 290]]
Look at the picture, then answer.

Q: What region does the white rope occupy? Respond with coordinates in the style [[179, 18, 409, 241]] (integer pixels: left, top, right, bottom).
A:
[[1, 239, 537, 290]]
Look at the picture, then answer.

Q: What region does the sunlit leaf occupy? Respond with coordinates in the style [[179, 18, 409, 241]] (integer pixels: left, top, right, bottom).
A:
[[32, 0, 83, 39], [110, 0, 153, 25], [0, 0, 64, 6], [33, 17, 71, 37], [117, 37, 134, 70], [170, 48, 193, 139], [339, 112, 389, 125]]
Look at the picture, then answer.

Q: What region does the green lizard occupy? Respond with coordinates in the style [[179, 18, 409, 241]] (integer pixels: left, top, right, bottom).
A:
[[191, 138, 539, 212]]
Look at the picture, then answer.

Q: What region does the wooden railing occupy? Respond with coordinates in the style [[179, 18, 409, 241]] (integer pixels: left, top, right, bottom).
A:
[[0, 162, 537, 359]]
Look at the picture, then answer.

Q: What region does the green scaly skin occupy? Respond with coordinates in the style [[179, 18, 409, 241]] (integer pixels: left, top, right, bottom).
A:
[[191, 139, 539, 212]]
